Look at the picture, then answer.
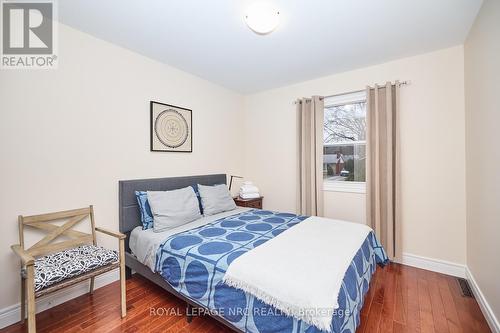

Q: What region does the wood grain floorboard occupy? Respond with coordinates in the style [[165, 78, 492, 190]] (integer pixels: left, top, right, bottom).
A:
[[0, 264, 491, 333], [379, 263, 396, 333], [406, 265, 422, 333]]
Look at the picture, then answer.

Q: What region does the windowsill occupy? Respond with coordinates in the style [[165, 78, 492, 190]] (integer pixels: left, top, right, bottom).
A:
[[323, 181, 366, 194]]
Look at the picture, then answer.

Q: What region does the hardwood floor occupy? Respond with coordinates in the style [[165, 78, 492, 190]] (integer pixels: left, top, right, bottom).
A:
[[1, 263, 491, 333]]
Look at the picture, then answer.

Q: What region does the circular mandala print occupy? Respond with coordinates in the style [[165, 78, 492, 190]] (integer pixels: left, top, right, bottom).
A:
[[154, 109, 189, 148]]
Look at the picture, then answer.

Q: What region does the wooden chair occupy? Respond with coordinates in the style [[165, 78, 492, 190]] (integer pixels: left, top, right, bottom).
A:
[[11, 206, 127, 333]]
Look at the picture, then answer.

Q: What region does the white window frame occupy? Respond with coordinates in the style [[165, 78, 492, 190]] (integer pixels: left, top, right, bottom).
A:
[[323, 90, 367, 194], [323, 181, 366, 193]]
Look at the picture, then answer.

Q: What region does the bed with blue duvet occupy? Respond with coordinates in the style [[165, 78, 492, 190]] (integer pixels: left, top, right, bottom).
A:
[[129, 208, 388, 333]]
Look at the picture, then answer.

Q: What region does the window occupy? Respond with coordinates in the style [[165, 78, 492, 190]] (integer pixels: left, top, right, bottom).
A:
[[323, 91, 367, 192]]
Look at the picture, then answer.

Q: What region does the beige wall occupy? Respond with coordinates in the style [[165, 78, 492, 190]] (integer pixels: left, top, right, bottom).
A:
[[324, 191, 365, 224], [243, 46, 467, 264], [0, 24, 244, 310], [465, 0, 500, 324]]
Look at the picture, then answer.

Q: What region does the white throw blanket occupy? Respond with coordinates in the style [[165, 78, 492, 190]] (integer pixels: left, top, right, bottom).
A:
[[223, 216, 371, 332]]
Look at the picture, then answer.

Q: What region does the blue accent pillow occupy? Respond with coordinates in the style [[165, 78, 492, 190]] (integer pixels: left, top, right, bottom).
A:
[[135, 191, 154, 230], [191, 185, 204, 215]]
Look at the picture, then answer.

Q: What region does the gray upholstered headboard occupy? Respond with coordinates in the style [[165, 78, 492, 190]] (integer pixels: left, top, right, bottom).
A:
[[118, 174, 227, 238]]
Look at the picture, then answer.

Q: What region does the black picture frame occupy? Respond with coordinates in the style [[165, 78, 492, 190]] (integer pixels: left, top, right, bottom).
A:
[[150, 101, 193, 152]]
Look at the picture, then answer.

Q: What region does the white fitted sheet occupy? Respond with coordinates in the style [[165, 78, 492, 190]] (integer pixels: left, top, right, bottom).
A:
[[129, 207, 251, 271]]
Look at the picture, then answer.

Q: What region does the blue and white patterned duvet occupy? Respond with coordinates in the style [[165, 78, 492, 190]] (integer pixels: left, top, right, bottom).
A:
[[155, 209, 388, 333]]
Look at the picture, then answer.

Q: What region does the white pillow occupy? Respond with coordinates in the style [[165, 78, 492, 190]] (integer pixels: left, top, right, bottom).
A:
[[147, 187, 201, 232], [197, 184, 237, 216]]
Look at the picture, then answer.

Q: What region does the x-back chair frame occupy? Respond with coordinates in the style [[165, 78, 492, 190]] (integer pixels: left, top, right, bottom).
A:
[[11, 205, 126, 333]]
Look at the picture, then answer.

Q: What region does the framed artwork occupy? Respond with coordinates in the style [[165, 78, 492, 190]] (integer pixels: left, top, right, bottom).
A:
[[150, 101, 192, 152]]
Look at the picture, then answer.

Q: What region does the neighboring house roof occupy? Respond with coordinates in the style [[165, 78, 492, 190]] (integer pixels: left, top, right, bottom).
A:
[[323, 154, 345, 164]]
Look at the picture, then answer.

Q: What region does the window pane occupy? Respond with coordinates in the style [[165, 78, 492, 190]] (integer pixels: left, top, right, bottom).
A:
[[324, 102, 366, 143], [323, 143, 366, 182], [323, 101, 366, 182]]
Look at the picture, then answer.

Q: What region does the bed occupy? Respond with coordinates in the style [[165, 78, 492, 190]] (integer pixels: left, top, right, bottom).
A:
[[119, 174, 388, 333]]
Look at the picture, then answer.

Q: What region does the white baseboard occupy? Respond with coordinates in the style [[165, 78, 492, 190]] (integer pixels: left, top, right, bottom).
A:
[[401, 252, 466, 278], [466, 267, 500, 333], [0, 269, 119, 329]]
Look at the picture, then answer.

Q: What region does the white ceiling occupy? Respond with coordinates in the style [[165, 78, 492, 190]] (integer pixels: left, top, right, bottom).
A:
[[58, 0, 482, 94]]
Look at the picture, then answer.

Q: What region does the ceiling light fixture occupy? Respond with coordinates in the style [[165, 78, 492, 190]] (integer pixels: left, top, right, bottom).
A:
[[244, 2, 280, 35]]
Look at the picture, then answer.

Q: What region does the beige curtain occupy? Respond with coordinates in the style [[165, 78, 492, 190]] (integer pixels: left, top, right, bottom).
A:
[[296, 96, 324, 216], [366, 82, 402, 261]]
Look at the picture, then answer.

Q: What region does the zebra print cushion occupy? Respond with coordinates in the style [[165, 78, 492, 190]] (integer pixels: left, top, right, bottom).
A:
[[24, 245, 118, 292]]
